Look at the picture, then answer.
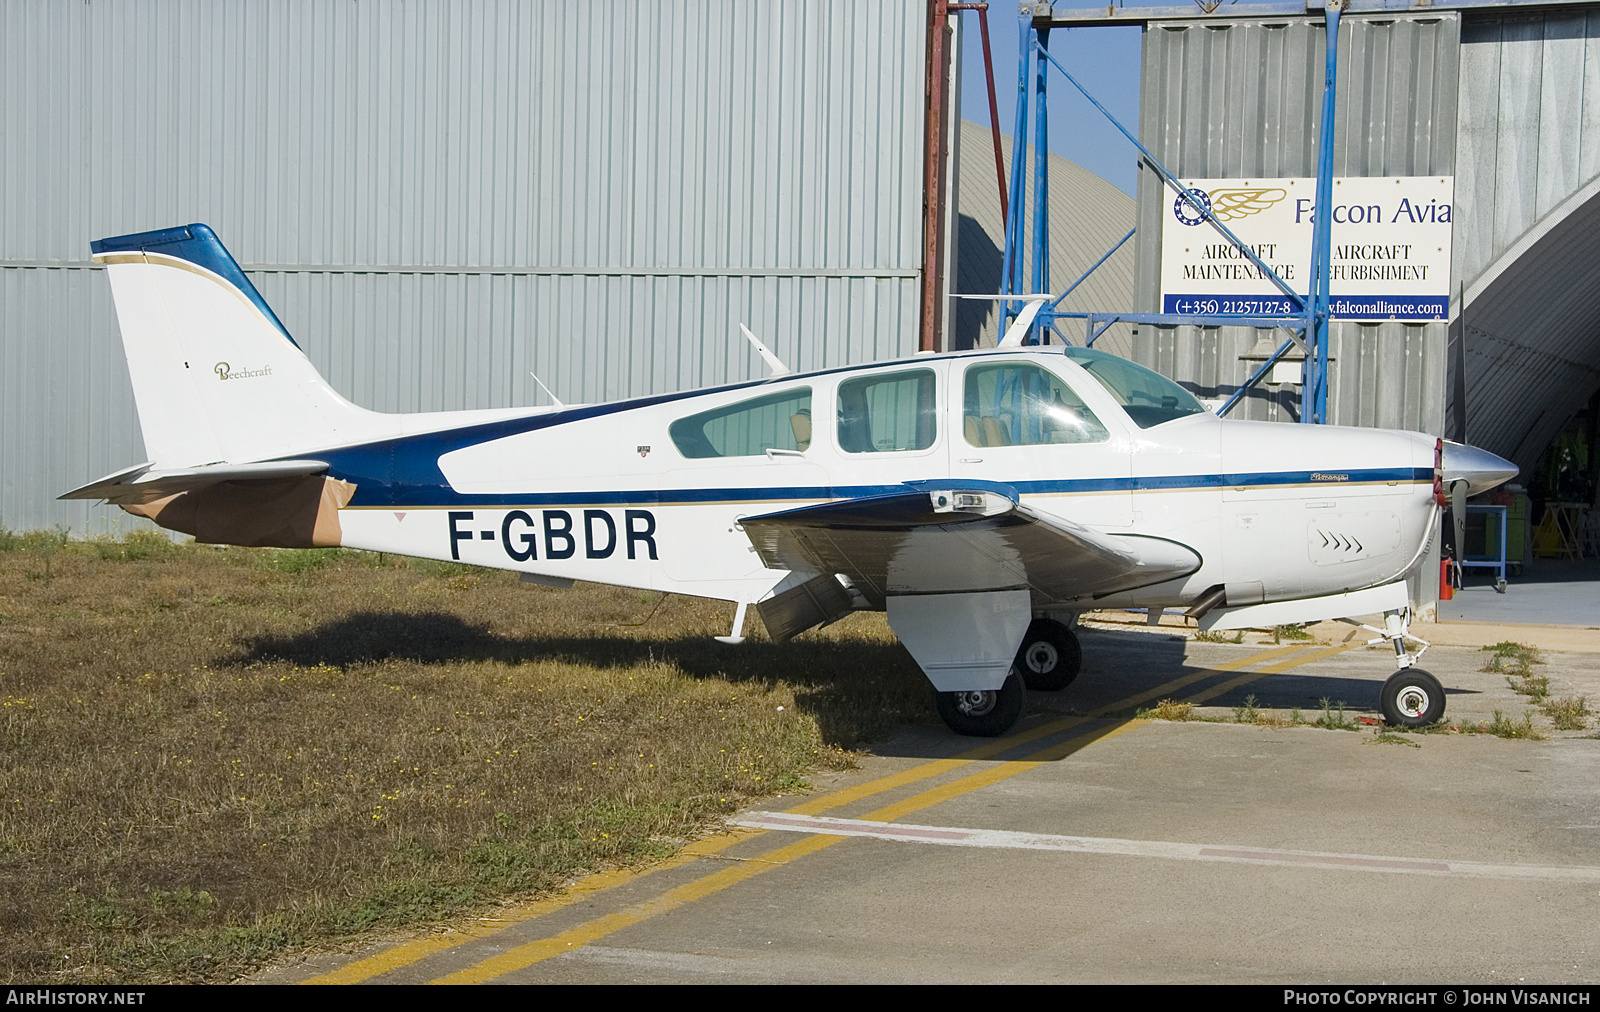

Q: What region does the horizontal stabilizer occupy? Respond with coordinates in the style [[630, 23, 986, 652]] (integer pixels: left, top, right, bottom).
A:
[[740, 489, 1200, 606], [60, 459, 330, 504]]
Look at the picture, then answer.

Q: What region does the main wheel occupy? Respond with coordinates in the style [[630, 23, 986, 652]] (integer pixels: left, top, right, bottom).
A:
[[936, 672, 1025, 737], [1015, 618, 1082, 692], [1380, 668, 1446, 727]]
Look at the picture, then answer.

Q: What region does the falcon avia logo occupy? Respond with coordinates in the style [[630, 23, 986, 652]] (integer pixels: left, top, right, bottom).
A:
[[1173, 186, 1288, 226], [214, 362, 272, 381]]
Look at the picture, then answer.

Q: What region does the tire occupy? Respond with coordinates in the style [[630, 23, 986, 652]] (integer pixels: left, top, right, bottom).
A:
[[1380, 668, 1446, 728], [1015, 618, 1082, 692], [936, 672, 1025, 737]]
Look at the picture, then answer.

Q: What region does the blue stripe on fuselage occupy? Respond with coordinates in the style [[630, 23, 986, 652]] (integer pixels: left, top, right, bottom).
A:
[[330, 469, 1433, 510]]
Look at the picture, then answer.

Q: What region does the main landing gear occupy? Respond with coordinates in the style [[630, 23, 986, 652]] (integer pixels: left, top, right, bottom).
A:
[[1014, 618, 1081, 692], [932, 618, 1082, 737], [935, 672, 1026, 737]]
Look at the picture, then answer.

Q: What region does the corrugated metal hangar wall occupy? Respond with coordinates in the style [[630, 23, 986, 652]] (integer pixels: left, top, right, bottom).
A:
[[1129, 3, 1600, 478], [1132, 12, 1459, 435], [0, 0, 929, 534]]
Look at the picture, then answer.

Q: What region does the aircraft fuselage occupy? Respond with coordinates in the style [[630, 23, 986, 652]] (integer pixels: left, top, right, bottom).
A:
[[325, 348, 1439, 614]]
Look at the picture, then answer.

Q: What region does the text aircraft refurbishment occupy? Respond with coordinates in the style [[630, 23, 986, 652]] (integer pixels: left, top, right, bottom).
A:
[[67, 225, 1518, 736]]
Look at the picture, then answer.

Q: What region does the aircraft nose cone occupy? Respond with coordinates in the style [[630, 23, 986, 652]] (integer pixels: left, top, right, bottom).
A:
[[1440, 440, 1518, 496]]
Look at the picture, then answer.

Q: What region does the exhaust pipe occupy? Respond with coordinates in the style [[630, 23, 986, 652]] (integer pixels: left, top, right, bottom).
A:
[[1184, 584, 1228, 621]]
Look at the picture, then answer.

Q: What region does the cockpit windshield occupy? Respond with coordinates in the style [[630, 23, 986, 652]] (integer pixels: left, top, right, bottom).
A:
[[1060, 347, 1207, 429]]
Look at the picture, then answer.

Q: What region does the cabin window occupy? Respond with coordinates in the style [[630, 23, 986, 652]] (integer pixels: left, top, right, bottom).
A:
[[1061, 347, 1206, 428], [837, 369, 937, 453], [669, 387, 813, 458], [963, 363, 1109, 447]]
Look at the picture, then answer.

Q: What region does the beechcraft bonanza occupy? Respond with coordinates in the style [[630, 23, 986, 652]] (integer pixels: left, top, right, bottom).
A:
[[66, 224, 1518, 736]]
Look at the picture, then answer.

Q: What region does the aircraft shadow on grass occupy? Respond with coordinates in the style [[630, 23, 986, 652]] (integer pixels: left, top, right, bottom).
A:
[[221, 614, 1463, 754]]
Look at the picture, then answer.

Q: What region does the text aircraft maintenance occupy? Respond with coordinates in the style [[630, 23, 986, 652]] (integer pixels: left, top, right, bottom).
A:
[[66, 224, 1517, 736]]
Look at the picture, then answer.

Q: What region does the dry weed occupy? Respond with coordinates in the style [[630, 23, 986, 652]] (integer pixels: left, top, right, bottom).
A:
[[1139, 698, 1196, 722], [0, 539, 930, 981]]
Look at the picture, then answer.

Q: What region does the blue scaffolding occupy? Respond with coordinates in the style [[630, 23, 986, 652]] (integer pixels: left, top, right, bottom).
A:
[[995, 0, 1591, 422], [996, 0, 1357, 423]]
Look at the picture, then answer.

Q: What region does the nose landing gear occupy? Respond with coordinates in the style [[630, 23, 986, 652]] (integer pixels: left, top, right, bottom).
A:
[[1380, 667, 1445, 727], [1336, 607, 1446, 726]]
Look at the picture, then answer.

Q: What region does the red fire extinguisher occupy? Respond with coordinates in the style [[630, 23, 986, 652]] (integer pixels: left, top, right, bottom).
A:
[[1439, 557, 1454, 601]]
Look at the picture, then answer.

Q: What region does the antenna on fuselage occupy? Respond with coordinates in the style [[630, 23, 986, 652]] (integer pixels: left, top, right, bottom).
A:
[[528, 371, 566, 410], [950, 293, 1055, 347], [737, 323, 791, 377]]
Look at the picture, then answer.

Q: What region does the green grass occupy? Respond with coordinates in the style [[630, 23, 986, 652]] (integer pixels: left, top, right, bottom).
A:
[[1232, 693, 1263, 724], [1460, 709, 1546, 740], [1481, 641, 1543, 667], [0, 534, 936, 983], [1369, 730, 1421, 748]]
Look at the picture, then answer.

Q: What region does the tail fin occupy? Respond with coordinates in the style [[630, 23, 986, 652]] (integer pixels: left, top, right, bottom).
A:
[[92, 224, 381, 466]]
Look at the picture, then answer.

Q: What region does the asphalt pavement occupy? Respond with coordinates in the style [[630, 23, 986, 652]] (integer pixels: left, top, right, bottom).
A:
[[260, 624, 1600, 985]]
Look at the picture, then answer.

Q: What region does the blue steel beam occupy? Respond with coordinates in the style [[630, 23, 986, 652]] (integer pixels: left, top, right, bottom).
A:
[[1031, 44, 1305, 313], [999, 17, 1033, 333], [1029, 26, 1052, 342], [1032, 0, 1600, 27], [1049, 228, 1135, 312], [1217, 339, 1304, 418], [999, 4, 1350, 423], [1303, 2, 1341, 424]]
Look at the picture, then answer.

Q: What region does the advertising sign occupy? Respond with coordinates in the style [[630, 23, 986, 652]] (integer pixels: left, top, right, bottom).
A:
[[1158, 176, 1454, 321]]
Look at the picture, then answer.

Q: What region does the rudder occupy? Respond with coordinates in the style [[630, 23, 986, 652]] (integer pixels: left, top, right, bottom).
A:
[[92, 224, 379, 466]]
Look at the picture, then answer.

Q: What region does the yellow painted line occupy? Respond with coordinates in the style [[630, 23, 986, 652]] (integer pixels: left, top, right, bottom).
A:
[[1257, 643, 1355, 674], [426, 737, 1078, 984], [1080, 642, 1309, 717], [1024, 717, 1155, 762], [782, 759, 970, 816], [308, 638, 1317, 984], [309, 744, 1047, 981], [427, 834, 845, 985], [786, 641, 1308, 818], [1180, 644, 1356, 707], [852, 758, 1046, 824], [298, 829, 755, 984], [852, 717, 1162, 818]]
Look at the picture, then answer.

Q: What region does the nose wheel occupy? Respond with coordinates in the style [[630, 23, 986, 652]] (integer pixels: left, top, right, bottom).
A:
[[1380, 668, 1445, 727]]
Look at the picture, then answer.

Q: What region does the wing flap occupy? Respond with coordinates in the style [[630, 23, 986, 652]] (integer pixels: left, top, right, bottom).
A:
[[742, 489, 1199, 606]]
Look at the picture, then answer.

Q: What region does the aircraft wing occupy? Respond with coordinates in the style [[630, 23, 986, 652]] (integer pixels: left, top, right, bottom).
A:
[[60, 459, 330, 504], [740, 488, 1200, 606]]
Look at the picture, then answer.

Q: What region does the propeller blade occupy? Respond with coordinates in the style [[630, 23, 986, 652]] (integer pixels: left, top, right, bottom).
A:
[[1451, 479, 1468, 571]]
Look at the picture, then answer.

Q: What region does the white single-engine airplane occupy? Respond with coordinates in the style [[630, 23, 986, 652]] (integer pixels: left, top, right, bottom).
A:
[[66, 224, 1517, 736]]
